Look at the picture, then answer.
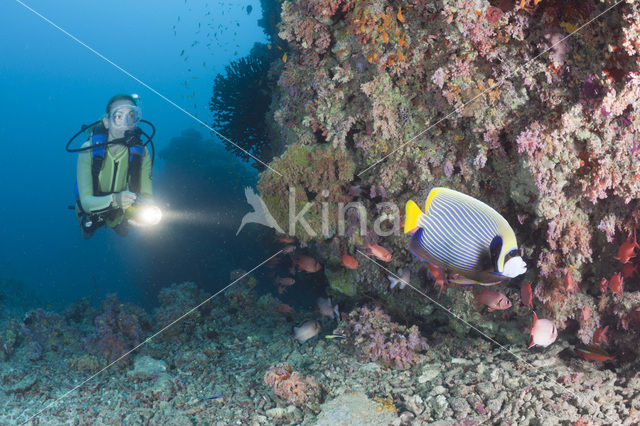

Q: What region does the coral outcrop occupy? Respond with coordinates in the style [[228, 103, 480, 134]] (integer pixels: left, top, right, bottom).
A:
[[337, 305, 429, 369], [84, 294, 149, 365], [256, 0, 640, 361], [264, 363, 320, 406], [258, 143, 356, 243], [153, 282, 209, 340]]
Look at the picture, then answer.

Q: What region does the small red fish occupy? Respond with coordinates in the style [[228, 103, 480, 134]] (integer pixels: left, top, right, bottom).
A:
[[341, 254, 359, 270], [275, 235, 295, 244], [575, 345, 614, 362], [290, 254, 322, 273], [564, 270, 578, 294], [276, 276, 295, 286], [615, 229, 639, 264], [428, 263, 448, 298], [599, 277, 608, 295], [364, 243, 392, 262], [608, 272, 624, 296], [592, 325, 609, 346], [277, 303, 295, 314], [521, 282, 533, 308], [474, 288, 512, 311]]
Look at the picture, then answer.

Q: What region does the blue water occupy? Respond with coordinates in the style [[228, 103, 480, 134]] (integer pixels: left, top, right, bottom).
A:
[[0, 0, 267, 309]]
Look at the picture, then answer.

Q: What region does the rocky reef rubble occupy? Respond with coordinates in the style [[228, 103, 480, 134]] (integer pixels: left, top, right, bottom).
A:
[[0, 281, 638, 424]]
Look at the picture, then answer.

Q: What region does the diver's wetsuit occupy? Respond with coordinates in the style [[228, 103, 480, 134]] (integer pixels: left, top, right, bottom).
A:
[[76, 141, 153, 238]]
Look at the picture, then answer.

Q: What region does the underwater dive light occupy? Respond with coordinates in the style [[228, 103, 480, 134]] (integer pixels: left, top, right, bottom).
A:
[[139, 204, 162, 225], [127, 203, 163, 227]]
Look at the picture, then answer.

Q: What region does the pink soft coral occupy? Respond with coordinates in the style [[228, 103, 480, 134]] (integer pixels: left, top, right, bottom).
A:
[[264, 364, 318, 406], [516, 121, 546, 158]]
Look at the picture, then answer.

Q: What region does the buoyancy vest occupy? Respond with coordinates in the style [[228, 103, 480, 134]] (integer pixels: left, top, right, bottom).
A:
[[74, 130, 145, 214]]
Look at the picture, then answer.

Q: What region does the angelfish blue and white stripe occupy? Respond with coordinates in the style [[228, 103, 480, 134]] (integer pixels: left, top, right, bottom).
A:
[[408, 188, 513, 275]]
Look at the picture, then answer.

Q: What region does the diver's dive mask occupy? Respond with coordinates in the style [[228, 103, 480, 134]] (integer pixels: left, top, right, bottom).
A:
[[108, 105, 141, 129]]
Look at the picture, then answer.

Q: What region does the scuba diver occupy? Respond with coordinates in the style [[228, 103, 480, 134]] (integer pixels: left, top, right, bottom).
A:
[[67, 94, 160, 238]]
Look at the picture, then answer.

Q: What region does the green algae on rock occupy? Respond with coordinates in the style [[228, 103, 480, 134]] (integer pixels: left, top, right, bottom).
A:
[[326, 266, 358, 297], [258, 143, 356, 243]]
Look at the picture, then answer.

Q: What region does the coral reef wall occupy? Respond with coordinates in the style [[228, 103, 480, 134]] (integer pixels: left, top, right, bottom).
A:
[[257, 0, 640, 359]]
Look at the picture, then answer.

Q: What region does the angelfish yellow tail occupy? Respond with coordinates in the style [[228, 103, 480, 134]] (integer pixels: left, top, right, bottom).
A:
[[404, 199, 423, 234]]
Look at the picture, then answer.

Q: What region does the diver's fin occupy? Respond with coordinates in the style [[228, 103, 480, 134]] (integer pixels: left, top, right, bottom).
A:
[[404, 199, 423, 234]]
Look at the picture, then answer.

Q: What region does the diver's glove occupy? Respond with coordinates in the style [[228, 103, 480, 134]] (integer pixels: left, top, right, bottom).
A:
[[503, 256, 527, 278], [111, 191, 137, 210]]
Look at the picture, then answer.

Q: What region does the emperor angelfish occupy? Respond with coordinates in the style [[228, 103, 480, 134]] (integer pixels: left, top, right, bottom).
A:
[[404, 187, 527, 285]]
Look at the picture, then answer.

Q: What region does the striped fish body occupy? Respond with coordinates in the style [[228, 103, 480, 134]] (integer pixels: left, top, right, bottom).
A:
[[405, 188, 518, 284]]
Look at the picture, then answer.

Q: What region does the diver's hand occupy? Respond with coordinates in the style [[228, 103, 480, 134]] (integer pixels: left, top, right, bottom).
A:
[[111, 191, 137, 210]]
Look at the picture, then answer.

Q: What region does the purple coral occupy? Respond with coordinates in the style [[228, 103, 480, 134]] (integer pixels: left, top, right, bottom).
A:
[[339, 306, 428, 369], [84, 294, 144, 364]]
